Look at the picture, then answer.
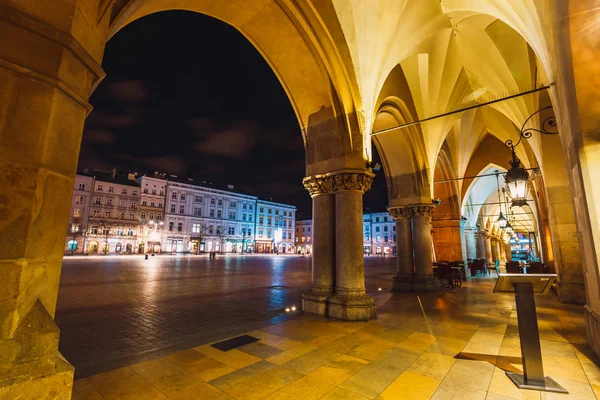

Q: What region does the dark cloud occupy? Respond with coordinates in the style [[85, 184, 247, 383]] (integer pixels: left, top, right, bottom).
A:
[[84, 129, 118, 144], [86, 111, 140, 128], [194, 129, 256, 158], [109, 81, 149, 103]]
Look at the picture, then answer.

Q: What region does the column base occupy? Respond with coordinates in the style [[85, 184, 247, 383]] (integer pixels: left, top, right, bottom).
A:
[[391, 275, 413, 292], [0, 355, 74, 399], [585, 306, 600, 359], [556, 282, 586, 304], [302, 290, 331, 316], [411, 277, 440, 292], [328, 294, 376, 321]]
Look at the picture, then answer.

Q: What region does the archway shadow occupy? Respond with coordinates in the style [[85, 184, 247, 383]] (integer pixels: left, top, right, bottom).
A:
[[456, 352, 523, 374]]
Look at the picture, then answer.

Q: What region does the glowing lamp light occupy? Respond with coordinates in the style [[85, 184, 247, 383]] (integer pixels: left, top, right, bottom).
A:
[[378, 288, 383, 291], [285, 308, 290, 313], [505, 151, 530, 208], [497, 212, 507, 229], [291, 306, 297, 312], [505, 221, 513, 235]]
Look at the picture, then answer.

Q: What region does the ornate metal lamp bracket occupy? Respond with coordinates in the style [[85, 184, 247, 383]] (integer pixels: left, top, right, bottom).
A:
[[504, 106, 558, 152]]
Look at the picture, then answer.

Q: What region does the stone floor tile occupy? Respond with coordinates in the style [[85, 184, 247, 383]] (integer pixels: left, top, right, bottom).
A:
[[322, 332, 373, 354], [542, 355, 588, 383], [427, 337, 468, 357], [539, 340, 577, 359], [430, 379, 487, 400], [223, 366, 303, 400], [204, 392, 237, 400], [303, 334, 345, 348], [88, 367, 166, 399], [166, 350, 236, 382], [209, 360, 276, 390], [263, 376, 334, 400], [478, 324, 508, 335], [442, 327, 478, 341], [165, 381, 221, 400], [462, 340, 501, 357], [487, 367, 541, 400], [377, 371, 441, 400], [407, 351, 456, 380], [195, 345, 261, 369], [72, 378, 104, 400], [319, 387, 370, 400], [376, 328, 413, 344], [470, 331, 505, 347], [339, 347, 421, 398], [261, 324, 316, 342], [238, 342, 283, 359], [444, 359, 495, 391], [130, 357, 202, 396], [347, 338, 396, 361], [397, 332, 437, 351], [280, 348, 341, 374], [306, 354, 369, 386], [247, 331, 302, 351], [539, 377, 597, 399], [266, 343, 317, 365]]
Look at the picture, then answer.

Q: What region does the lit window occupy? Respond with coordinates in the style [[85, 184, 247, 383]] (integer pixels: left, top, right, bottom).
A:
[[73, 208, 81, 217]]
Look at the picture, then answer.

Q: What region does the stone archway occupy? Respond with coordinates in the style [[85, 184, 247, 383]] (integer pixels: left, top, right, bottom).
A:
[[0, 1, 373, 396]]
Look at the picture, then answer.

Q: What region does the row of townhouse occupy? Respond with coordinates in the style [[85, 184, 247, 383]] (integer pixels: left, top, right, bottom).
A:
[[294, 211, 397, 256], [65, 169, 296, 255]]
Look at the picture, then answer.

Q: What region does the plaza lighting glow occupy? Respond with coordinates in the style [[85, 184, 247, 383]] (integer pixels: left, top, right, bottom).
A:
[[378, 288, 382, 291], [285, 307, 290, 313], [291, 306, 297, 311]]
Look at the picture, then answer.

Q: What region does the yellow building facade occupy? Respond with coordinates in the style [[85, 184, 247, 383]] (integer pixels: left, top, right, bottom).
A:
[[0, 0, 599, 397]]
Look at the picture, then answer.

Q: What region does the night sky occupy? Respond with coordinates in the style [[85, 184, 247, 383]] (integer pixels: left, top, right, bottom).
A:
[[79, 11, 387, 217]]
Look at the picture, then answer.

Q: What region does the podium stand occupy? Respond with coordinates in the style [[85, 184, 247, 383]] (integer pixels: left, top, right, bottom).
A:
[[493, 273, 567, 393]]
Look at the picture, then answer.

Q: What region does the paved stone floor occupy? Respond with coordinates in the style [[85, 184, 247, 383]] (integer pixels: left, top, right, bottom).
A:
[[62, 256, 600, 399], [56, 254, 393, 378]]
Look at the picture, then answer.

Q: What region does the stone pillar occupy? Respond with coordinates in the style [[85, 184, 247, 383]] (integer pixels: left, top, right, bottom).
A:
[[389, 207, 413, 291], [327, 170, 376, 320], [475, 232, 486, 259], [506, 242, 513, 262], [302, 177, 335, 315], [499, 240, 507, 265], [465, 229, 477, 260], [490, 237, 498, 262], [411, 205, 439, 291], [0, 3, 105, 397], [484, 235, 493, 264]]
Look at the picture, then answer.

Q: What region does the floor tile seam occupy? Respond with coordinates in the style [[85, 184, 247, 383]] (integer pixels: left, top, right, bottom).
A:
[[79, 378, 108, 400]]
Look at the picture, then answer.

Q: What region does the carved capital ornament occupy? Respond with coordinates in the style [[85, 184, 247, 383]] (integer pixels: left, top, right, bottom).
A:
[[303, 170, 374, 197], [388, 207, 413, 219]]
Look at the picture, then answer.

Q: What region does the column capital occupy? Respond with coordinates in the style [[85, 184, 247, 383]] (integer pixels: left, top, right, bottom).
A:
[[303, 169, 374, 197], [388, 206, 412, 220], [408, 204, 436, 218]]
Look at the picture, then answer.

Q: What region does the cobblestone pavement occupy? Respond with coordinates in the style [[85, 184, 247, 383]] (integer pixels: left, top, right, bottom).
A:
[[56, 254, 396, 378]]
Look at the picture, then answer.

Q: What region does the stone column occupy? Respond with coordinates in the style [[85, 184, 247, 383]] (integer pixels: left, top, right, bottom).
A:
[[0, 4, 105, 397], [465, 229, 477, 260], [389, 207, 413, 291], [327, 170, 376, 320], [411, 205, 439, 291], [475, 232, 486, 259], [506, 242, 513, 262], [302, 177, 335, 315], [499, 240, 507, 265], [494, 239, 503, 264], [484, 235, 493, 264], [490, 237, 497, 262]]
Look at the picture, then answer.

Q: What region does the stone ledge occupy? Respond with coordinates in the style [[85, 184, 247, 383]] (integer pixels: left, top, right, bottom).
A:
[[327, 294, 376, 321]]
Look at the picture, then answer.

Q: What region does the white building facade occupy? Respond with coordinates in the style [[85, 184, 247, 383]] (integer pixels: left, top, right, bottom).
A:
[[295, 219, 312, 254], [137, 173, 167, 253], [85, 170, 141, 254], [255, 200, 296, 253], [163, 178, 257, 254], [363, 212, 396, 255], [64, 174, 95, 254]]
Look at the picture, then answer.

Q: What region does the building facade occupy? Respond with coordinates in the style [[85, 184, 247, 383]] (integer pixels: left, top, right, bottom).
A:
[[295, 219, 312, 254], [137, 173, 167, 253], [255, 200, 296, 253], [64, 174, 95, 254], [363, 212, 396, 255], [85, 170, 141, 254], [163, 178, 258, 254], [296, 212, 397, 257]]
